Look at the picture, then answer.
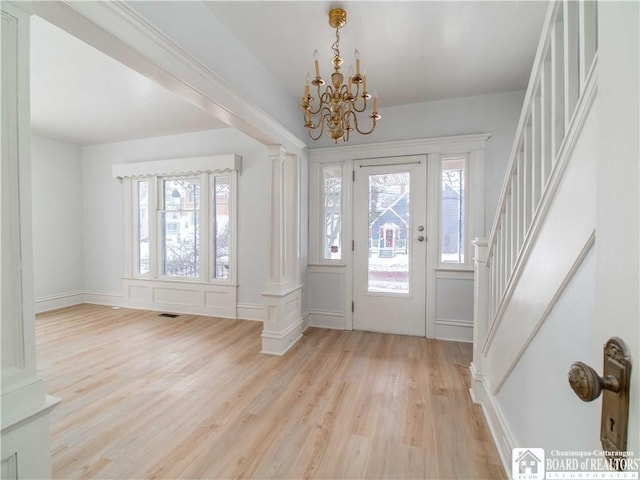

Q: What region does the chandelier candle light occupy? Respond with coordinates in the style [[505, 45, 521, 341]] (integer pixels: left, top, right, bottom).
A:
[[300, 8, 380, 143]]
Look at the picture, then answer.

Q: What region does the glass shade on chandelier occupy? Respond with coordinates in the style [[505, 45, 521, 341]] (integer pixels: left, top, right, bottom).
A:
[[299, 8, 380, 143]]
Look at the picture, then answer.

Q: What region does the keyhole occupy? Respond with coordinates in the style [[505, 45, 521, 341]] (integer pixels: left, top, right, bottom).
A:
[[610, 418, 615, 432]]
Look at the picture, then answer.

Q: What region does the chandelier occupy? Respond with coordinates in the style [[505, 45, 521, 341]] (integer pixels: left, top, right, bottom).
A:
[[299, 8, 380, 143]]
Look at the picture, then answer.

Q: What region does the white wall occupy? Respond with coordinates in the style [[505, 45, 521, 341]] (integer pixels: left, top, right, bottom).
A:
[[497, 248, 599, 451], [312, 90, 526, 235], [31, 134, 84, 307], [81, 127, 269, 309]]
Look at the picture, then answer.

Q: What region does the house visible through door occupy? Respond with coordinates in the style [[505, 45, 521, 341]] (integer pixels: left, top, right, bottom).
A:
[[353, 156, 427, 336]]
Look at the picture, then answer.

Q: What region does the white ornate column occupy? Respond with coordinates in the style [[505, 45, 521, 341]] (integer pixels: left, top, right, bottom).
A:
[[261, 146, 304, 355], [469, 237, 489, 402], [1, 3, 59, 478]]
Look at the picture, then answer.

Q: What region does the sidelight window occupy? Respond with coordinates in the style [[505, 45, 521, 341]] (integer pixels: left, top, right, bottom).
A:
[[322, 164, 342, 260], [440, 156, 467, 265]]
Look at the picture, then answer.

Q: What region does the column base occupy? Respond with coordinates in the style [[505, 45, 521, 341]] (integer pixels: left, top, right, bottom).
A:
[[261, 284, 306, 355], [1, 380, 60, 479]]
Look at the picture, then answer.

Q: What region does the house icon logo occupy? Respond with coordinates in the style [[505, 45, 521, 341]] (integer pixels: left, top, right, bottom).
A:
[[512, 448, 545, 480]]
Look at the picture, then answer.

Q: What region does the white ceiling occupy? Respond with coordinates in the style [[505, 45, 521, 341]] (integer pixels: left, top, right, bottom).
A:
[[30, 1, 548, 147], [30, 16, 227, 147], [205, 1, 548, 106]]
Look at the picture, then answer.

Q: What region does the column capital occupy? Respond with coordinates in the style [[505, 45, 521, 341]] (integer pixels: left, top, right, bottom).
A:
[[267, 144, 287, 159]]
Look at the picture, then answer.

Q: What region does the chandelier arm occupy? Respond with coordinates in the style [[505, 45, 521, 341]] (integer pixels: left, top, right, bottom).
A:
[[308, 103, 324, 116], [308, 113, 329, 141], [351, 110, 378, 136], [307, 88, 333, 116], [309, 106, 332, 129], [350, 84, 370, 112], [317, 82, 328, 98], [349, 81, 360, 102], [350, 99, 369, 113], [322, 86, 335, 101]]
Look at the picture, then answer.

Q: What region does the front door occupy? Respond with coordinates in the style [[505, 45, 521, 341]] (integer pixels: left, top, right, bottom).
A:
[[353, 156, 427, 336]]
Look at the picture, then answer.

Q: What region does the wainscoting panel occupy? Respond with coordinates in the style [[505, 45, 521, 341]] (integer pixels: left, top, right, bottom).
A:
[[122, 278, 237, 318], [435, 272, 474, 342], [306, 266, 349, 329]]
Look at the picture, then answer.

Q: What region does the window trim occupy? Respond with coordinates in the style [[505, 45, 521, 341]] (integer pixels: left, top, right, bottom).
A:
[[134, 179, 150, 277], [438, 153, 471, 270], [115, 155, 240, 285], [321, 163, 343, 262], [157, 175, 202, 281], [308, 161, 349, 266], [209, 173, 236, 282]]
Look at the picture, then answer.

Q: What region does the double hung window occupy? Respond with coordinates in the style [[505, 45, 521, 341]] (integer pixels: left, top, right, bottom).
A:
[[115, 156, 240, 284]]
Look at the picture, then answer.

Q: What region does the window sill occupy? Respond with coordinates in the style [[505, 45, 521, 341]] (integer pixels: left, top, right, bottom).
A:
[[435, 266, 474, 273], [307, 263, 347, 268], [123, 276, 238, 288]]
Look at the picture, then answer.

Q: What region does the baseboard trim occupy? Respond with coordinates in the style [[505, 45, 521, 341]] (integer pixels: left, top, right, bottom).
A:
[[469, 363, 515, 476], [34, 291, 85, 314], [307, 309, 345, 330], [236, 303, 264, 322], [84, 291, 124, 307], [435, 319, 473, 343]]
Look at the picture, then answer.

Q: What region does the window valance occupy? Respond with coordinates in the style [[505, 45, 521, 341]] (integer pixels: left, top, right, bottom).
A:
[[112, 154, 242, 180]]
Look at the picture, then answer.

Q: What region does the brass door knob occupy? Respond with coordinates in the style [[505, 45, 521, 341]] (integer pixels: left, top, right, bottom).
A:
[[567, 337, 631, 468], [568, 361, 620, 401]]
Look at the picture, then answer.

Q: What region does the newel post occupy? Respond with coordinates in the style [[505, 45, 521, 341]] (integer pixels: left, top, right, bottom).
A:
[[470, 237, 490, 399]]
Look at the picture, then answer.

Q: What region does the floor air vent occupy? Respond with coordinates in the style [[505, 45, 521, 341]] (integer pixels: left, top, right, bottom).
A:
[[158, 313, 180, 318]]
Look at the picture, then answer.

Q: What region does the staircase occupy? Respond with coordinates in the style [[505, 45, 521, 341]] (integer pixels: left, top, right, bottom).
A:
[[470, 0, 599, 468]]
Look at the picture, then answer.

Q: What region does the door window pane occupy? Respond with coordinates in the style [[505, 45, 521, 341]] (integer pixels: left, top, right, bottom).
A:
[[368, 172, 410, 294], [441, 157, 466, 264], [213, 175, 230, 280], [323, 165, 342, 260], [136, 181, 149, 275], [161, 178, 200, 278]]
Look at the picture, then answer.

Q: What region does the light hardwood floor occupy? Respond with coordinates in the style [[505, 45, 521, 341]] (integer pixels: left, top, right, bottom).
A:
[[36, 304, 505, 479]]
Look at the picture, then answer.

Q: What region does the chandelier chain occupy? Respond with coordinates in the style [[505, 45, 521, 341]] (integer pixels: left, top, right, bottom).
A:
[[331, 27, 341, 61]]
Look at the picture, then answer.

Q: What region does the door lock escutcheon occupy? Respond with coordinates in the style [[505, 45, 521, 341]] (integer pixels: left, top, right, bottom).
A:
[[568, 337, 632, 469]]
